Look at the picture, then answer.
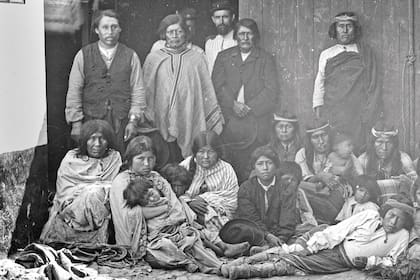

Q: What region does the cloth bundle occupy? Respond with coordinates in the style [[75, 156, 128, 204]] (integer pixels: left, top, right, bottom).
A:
[[15, 243, 94, 280]]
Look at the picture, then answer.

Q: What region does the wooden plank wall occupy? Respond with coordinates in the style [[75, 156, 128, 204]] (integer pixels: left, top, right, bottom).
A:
[[240, 0, 420, 156], [116, 0, 238, 62]]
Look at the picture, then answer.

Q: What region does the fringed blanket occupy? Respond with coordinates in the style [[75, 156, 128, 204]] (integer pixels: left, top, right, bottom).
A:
[[143, 48, 224, 157]]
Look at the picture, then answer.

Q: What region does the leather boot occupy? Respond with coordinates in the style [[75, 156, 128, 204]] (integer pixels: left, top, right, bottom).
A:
[[225, 262, 289, 280]]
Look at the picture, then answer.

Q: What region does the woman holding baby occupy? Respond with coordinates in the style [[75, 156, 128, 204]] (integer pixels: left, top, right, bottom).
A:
[[110, 133, 246, 273]]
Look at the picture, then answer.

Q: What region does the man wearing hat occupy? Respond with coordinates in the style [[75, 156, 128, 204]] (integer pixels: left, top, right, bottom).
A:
[[205, 0, 237, 74], [312, 11, 382, 151], [221, 195, 414, 279], [212, 18, 279, 182]]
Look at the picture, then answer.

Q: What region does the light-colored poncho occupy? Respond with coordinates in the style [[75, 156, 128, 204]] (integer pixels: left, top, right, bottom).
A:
[[143, 47, 224, 157]]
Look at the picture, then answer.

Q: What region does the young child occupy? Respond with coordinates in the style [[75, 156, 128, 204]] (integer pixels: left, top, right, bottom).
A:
[[326, 133, 363, 178], [319, 133, 363, 198], [335, 175, 380, 222], [123, 177, 168, 208], [123, 173, 250, 257], [160, 163, 193, 198]]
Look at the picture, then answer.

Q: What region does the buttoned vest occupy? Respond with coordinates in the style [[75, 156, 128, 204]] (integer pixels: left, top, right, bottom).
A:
[[82, 43, 133, 119]]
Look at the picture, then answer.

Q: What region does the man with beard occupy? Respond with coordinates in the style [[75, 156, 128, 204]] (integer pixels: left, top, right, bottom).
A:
[[312, 11, 382, 152], [66, 10, 146, 151], [212, 18, 278, 182], [205, 0, 237, 74]]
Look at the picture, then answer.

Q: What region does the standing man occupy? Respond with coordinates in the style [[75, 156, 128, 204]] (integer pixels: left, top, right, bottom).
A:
[[312, 11, 382, 151], [212, 18, 279, 182], [66, 9, 146, 151], [205, 0, 237, 74]]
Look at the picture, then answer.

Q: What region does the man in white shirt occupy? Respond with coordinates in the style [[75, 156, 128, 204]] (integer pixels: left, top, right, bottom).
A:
[[205, 0, 237, 74], [221, 196, 414, 279], [312, 11, 382, 151]]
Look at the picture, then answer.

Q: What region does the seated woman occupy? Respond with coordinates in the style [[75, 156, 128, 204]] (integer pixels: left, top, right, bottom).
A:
[[266, 111, 302, 162], [221, 195, 415, 279], [358, 120, 418, 203], [110, 136, 243, 273], [40, 120, 122, 243], [235, 146, 298, 248], [295, 119, 346, 224], [179, 131, 239, 238]]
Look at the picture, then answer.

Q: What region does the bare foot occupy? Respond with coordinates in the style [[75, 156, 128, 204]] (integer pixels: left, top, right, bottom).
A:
[[224, 242, 250, 258]]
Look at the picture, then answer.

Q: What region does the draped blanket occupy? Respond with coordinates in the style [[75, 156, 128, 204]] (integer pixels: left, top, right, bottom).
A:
[[143, 48, 224, 157], [110, 171, 221, 273], [324, 43, 382, 148], [40, 149, 122, 244], [180, 157, 239, 237]]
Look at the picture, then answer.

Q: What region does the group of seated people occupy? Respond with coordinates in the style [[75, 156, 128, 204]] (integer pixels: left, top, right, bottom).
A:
[[38, 112, 420, 278]]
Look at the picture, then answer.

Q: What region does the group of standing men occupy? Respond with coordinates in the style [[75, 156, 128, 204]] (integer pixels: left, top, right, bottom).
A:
[[65, 0, 382, 182]]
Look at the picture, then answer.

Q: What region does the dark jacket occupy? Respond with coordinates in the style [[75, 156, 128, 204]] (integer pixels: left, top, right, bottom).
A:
[[234, 174, 298, 242], [212, 46, 279, 144]]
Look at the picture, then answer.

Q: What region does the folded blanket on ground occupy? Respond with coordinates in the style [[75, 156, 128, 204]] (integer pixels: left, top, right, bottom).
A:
[[15, 242, 152, 279], [15, 243, 93, 279]]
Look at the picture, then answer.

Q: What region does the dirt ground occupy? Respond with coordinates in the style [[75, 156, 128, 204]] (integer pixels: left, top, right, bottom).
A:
[[100, 268, 379, 280]]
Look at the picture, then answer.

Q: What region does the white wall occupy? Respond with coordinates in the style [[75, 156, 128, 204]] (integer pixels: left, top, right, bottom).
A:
[[0, 0, 46, 154]]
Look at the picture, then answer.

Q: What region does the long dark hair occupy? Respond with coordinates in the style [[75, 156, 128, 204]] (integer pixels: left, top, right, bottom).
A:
[[365, 123, 402, 179], [269, 110, 301, 148], [123, 177, 153, 208], [304, 119, 332, 174], [123, 135, 156, 171], [328, 11, 362, 41], [189, 131, 224, 175], [77, 119, 117, 157]]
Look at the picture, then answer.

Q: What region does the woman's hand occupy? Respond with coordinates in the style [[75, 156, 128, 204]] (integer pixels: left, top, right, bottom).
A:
[[188, 196, 208, 216], [265, 233, 283, 247]]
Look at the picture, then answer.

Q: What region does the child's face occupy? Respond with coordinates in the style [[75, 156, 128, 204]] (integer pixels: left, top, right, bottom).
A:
[[354, 186, 370, 204], [415, 188, 420, 203], [171, 180, 187, 197], [147, 188, 161, 203], [280, 173, 299, 189], [334, 140, 353, 159]]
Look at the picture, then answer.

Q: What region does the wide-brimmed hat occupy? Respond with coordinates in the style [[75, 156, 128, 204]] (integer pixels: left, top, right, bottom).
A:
[[219, 218, 265, 246], [222, 114, 258, 150]]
